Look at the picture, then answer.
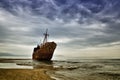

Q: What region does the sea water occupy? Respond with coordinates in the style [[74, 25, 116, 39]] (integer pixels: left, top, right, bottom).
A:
[[51, 58, 120, 80]]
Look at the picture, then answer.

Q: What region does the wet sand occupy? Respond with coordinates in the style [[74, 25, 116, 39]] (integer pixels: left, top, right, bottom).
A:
[[0, 69, 54, 80]]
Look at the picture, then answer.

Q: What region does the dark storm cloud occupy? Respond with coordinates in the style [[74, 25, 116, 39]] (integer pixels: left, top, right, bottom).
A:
[[0, 0, 120, 51]]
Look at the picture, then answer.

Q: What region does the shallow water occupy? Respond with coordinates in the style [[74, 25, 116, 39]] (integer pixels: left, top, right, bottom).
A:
[[0, 63, 33, 69], [50, 59, 120, 80]]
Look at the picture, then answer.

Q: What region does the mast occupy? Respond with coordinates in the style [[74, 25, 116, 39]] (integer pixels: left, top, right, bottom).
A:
[[43, 29, 49, 44]]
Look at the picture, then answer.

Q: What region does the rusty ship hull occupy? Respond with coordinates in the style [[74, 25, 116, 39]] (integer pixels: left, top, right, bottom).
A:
[[32, 42, 57, 60], [32, 29, 57, 60]]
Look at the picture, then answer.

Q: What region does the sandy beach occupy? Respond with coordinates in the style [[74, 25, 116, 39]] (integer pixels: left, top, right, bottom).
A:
[[0, 69, 54, 80]]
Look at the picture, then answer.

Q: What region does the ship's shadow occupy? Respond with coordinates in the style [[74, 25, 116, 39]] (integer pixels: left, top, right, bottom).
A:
[[33, 60, 54, 69]]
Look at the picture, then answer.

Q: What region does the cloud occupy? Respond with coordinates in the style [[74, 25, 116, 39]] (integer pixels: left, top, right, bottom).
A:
[[0, 0, 120, 58]]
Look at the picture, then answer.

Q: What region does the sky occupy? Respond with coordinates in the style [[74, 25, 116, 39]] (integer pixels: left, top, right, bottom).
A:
[[0, 0, 120, 59]]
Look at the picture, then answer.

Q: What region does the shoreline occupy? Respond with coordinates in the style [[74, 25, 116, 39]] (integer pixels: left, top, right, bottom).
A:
[[0, 59, 55, 80], [0, 58, 120, 80]]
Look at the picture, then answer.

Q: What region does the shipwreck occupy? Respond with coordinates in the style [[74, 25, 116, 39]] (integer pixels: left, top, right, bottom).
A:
[[32, 29, 57, 60]]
